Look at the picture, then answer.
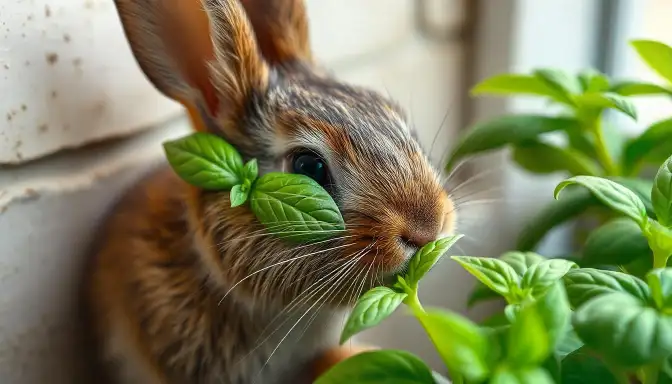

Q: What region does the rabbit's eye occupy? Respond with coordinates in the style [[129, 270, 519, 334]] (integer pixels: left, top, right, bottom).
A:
[[292, 153, 329, 186]]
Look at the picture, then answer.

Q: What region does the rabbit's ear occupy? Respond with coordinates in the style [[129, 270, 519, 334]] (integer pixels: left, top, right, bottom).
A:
[[114, 0, 268, 130], [240, 0, 312, 65]]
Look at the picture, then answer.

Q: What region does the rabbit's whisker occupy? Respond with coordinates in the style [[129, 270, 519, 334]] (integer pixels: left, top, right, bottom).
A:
[[252, 250, 368, 382], [218, 242, 356, 305]]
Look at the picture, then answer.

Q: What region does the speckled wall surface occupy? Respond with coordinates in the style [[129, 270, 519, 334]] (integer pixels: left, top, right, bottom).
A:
[[0, 0, 183, 164]]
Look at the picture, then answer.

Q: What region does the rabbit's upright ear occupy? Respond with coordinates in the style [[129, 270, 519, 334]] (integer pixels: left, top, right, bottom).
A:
[[114, 0, 269, 132], [240, 0, 312, 65]]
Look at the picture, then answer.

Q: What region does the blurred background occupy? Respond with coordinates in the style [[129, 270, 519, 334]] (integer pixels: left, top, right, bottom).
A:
[[1, 0, 671, 382]]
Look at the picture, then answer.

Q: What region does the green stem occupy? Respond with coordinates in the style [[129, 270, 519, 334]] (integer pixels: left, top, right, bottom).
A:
[[405, 290, 425, 314], [653, 249, 668, 269], [591, 118, 619, 176]]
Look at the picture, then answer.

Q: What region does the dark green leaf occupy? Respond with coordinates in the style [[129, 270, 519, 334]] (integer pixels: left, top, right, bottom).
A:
[[480, 311, 510, 328], [560, 348, 618, 384], [573, 292, 672, 367], [521, 259, 578, 297], [631, 40, 672, 84], [652, 155, 672, 226], [536, 282, 571, 349], [162, 132, 243, 190], [563, 268, 650, 309], [451, 256, 521, 299], [511, 140, 602, 176], [340, 287, 406, 344], [556, 328, 584, 359], [517, 187, 597, 251], [582, 218, 652, 266], [490, 367, 554, 384], [229, 184, 249, 208], [471, 74, 566, 99], [578, 69, 610, 92], [517, 178, 654, 251], [623, 118, 672, 175], [314, 349, 435, 384], [574, 92, 638, 120], [555, 175, 648, 227], [610, 80, 672, 96], [417, 309, 490, 382], [646, 268, 672, 310], [250, 173, 345, 243], [534, 68, 582, 104], [445, 116, 581, 171], [407, 235, 463, 287], [507, 303, 551, 367]]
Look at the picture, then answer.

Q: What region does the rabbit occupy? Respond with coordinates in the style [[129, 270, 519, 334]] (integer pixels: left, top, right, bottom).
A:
[[84, 0, 457, 383]]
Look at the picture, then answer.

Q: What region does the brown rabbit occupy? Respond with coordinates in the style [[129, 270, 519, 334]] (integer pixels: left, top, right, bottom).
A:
[[85, 0, 457, 383]]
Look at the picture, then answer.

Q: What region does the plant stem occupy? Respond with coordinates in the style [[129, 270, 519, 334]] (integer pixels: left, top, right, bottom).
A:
[[406, 291, 425, 314], [591, 118, 618, 176]]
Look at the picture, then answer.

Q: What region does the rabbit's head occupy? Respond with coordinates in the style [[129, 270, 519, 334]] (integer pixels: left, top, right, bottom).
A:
[[114, 0, 456, 309]]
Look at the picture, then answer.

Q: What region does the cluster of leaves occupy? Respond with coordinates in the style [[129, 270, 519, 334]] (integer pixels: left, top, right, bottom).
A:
[[318, 155, 672, 384], [446, 40, 672, 254], [162, 132, 345, 243]]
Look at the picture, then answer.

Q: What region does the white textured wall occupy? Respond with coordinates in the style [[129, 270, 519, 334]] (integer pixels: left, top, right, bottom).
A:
[[0, 0, 466, 382]]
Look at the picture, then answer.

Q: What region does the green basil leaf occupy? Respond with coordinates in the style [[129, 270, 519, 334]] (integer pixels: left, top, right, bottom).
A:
[[578, 69, 610, 92], [631, 40, 672, 84], [162, 132, 244, 190], [646, 268, 672, 310], [500, 252, 546, 276], [534, 68, 582, 104], [451, 256, 521, 298], [406, 235, 464, 287], [521, 259, 578, 297], [471, 73, 569, 101], [563, 268, 650, 309], [243, 158, 258, 182], [653, 155, 672, 226], [511, 140, 602, 176], [466, 252, 545, 308], [574, 92, 638, 120], [536, 281, 571, 349], [623, 118, 672, 175], [582, 218, 652, 266], [560, 348, 618, 384], [490, 367, 555, 384], [229, 184, 249, 208], [250, 173, 345, 243], [556, 328, 584, 359], [445, 115, 581, 171], [572, 291, 672, 367], [518, 177, 654, 251], [314, 349, 435, 384], [340, 287, 406, 344], [507, 303, 551, 367], [417, 309, 490, 382], [610, 80, 672, 96], [555, 175, 648, 227]]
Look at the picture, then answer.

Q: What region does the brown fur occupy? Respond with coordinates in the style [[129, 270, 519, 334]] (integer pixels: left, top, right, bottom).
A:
[[87, 0, 455, 383]]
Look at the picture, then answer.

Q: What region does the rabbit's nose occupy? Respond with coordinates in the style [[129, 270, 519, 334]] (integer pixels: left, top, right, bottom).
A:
[[399, 228, 437, 250]]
